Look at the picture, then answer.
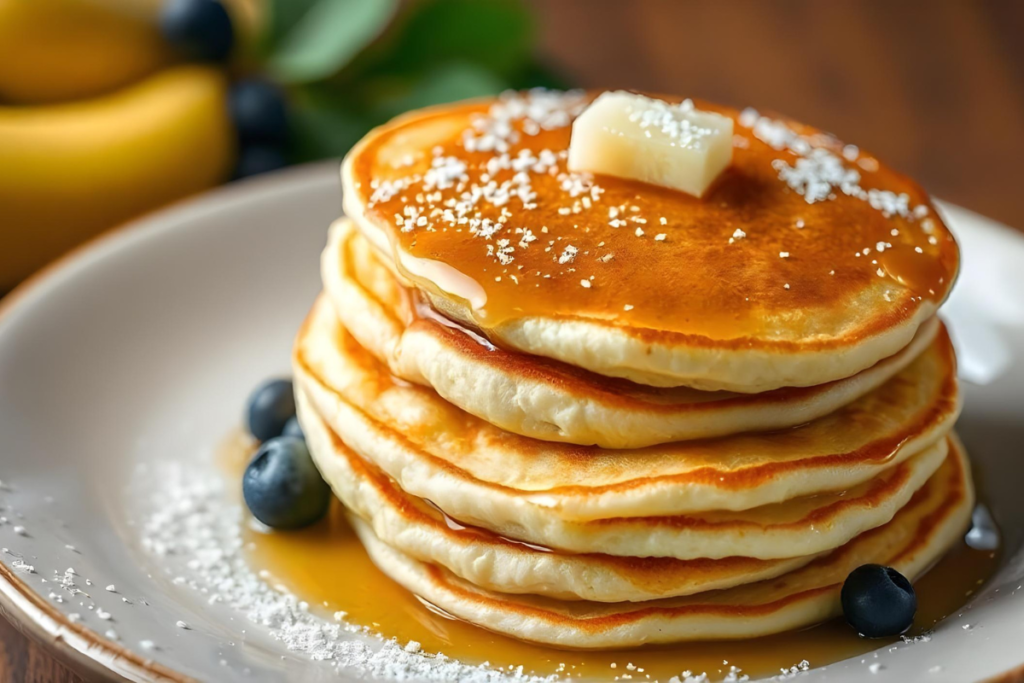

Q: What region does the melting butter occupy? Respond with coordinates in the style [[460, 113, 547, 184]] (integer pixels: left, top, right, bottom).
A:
[[568, 91, 733, 198]]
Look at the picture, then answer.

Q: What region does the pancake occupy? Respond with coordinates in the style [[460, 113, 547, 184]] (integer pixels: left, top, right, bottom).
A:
[[323, 217, 941, 448], [350, 436, 973, 648], [340, 91, 959, 392], [297, 387, 821, 602], [296, 302, 953, 560], [294, 295, 960, 525]]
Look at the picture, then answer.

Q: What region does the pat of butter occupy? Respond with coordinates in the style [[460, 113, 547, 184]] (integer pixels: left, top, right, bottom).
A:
[[567, 91, 733, 198]]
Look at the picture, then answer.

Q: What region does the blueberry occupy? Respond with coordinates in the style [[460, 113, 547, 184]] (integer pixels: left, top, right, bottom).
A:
[[282, 416, 304, 440], [233, 145, 288, 180], [841, 564, 917, 637], [160, 0, 234, 62], [229, 79, 289, 144], [242, 436, 331, 529], [246, 378, 295, 442]]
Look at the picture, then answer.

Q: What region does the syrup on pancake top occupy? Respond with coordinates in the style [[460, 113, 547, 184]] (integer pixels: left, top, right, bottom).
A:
[[342, 91, 959, 390]]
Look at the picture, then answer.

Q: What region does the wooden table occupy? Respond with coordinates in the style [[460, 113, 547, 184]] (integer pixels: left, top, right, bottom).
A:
[[4, 1, 1023, 680]]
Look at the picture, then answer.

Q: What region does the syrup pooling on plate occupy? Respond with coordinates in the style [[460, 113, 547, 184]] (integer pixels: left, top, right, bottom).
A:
[[347, 93, 959, 341], [221, 429, 1000, 681], [242, 504, 998, 682]]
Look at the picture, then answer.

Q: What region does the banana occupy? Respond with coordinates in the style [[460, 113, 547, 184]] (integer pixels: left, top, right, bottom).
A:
[[0, 0, 173, 104], [0, 66, 235, 290]]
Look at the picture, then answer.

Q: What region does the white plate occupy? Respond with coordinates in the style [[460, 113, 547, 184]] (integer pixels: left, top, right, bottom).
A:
[[1, 163, 1023, 683]]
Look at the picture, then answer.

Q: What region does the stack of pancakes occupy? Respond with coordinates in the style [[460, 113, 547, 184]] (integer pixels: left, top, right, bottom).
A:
[[293, 91, 971, 648]]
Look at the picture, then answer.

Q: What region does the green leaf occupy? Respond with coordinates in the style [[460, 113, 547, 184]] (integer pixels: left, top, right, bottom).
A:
[[384, 0, 534, 78], [268, 0, 399, 84], [264, 0, 319, 50], [287, 86, 369, 162], [369, 62, 508, 121]]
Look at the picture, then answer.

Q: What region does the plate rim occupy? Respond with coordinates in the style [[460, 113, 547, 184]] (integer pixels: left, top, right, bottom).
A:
[[0, 164, 1021, 683], [0, 161, 337, 683], [0, 561, 188, 683]]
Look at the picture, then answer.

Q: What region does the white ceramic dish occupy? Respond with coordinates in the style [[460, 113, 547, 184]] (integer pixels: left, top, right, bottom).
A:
[[1, 163, 1023, 683]]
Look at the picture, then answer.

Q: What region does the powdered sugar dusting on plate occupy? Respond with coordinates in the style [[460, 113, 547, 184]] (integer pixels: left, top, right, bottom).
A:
[[140, 464, 556, 682]]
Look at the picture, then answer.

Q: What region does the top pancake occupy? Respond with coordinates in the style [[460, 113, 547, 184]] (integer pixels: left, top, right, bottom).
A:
[[341, 91, 959, 391], [324, 217, 940, 448]]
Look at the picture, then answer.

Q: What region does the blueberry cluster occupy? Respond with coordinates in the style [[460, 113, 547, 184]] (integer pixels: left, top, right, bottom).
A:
[[242, 378, 331, 529], [159, 0, 289, 179]]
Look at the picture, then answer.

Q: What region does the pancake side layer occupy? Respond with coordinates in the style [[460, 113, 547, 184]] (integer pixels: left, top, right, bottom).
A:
[[298, 388, 821, 602], [350, 437, 973, 648], [294, 296, 960, 524]]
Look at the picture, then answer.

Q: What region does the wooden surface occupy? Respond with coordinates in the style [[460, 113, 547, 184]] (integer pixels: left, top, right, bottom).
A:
[[0, 616, 80, 683], [4, 1, 1023, 681]]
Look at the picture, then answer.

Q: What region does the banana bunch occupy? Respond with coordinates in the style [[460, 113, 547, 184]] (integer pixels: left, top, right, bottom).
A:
[[0, 0, 245, 291]]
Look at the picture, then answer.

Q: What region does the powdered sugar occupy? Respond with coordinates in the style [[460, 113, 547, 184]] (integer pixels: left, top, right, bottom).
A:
[[140, 464, 556, 682], [462, 89, 587, 153], [365, 90, 601, 278], [739, 108, 924, 220], [628, 98, 717, 150]]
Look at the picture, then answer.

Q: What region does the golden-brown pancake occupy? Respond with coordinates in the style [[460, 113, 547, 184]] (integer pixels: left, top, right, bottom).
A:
[[323, 217, 941, 448], [341, 91, 959, 392], [297, 387, 820, 602], [294, 295, 960, 525], [295, 297, 957, 560], [350, 436, 972, 648]]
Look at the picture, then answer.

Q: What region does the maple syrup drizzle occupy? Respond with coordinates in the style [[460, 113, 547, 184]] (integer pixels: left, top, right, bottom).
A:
[[221, 434, 999, 682], [350, 96, 960, 341]]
